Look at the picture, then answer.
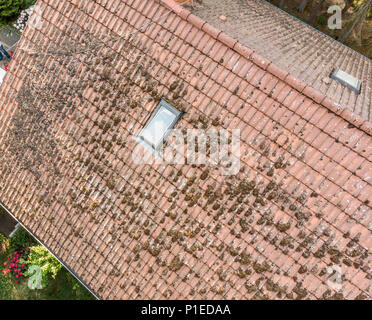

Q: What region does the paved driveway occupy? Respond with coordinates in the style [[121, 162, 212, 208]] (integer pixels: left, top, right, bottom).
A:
[[0, 26, 20, 71], [0, 26, 21, 48]]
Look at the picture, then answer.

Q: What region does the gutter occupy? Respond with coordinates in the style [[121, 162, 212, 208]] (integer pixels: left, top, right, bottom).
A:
[[0, 201, 100, 300]]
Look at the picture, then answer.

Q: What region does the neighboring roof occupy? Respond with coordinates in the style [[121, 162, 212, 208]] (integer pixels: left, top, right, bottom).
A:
[[0, 0, 371, 300], [192, 0, 372, 121], [0, 26, 21, 48]]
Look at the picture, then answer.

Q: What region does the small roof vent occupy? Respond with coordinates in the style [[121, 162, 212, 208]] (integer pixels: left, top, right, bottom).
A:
[[330, 68, 361, 94]]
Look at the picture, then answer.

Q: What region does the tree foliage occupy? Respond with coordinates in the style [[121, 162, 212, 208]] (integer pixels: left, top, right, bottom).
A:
[[0, 273, 13, 299], [0, 0, 24, 24], [0, 0, 35, 25], [9, 227, 36, 252], [297, 0, 309, 12], [339, 0, 372, 45], [308, 0, 327, 24]]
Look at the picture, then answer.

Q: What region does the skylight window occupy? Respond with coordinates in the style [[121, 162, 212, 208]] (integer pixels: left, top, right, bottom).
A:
[[330, 68, 361, 94], [135, 99, 182, 153]]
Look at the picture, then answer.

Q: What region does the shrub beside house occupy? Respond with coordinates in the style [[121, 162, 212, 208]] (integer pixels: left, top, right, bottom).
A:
[[0, 222, 95, 300]]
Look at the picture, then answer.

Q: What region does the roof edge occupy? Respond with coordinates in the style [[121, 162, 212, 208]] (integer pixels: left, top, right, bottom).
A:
[[159, 0, 372, 136]]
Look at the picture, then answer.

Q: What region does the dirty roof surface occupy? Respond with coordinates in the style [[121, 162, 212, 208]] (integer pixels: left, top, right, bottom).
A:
[[0, 0, 371, 299], [192, 0, 372, 121]]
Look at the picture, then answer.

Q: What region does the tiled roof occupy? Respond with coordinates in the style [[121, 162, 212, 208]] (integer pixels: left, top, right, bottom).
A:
[[192, 0, 372, 121], [0, 0, 371, 299]]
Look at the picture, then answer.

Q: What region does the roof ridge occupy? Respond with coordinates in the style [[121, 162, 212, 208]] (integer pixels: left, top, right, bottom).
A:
[[160, 0, 372, 136]]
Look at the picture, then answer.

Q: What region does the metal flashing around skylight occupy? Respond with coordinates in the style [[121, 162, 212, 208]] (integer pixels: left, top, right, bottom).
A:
[[330, 68, 361, 94], [135, 99, 182, 154]]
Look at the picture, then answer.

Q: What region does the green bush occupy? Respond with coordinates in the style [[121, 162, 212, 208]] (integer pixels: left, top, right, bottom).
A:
[[0, 273, 13, 299], [317, 16, 327, 26], [9, 227, 36, 252], [0, 0, 24, 25], [25, 245, 63, 288], [0, 0, 35, 25], [65, 271, 96, 300], [23, 0, 36, 8], [1, 227, 95, 299], [0, 233, 8, 245]]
